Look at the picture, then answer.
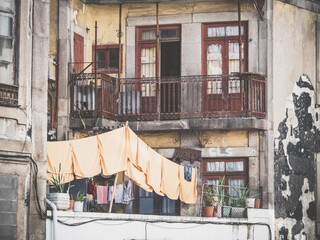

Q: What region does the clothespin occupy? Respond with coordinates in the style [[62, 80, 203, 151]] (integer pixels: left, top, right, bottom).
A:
[[125, 121, 128, 127]]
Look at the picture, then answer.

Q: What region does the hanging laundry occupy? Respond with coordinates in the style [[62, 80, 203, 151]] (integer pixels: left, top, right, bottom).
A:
[[122, 180, 134, 204], [146, 149, 164, 196], [87, 182, 96, 197], [184, 165, 193, 182], [179, 165, 197, 204], [71, 135, 101, 179], [98, 127, 128, 176], [160, 157, 180, 200], [108, 186, 114, 202], [125, 159, 153, 192], [96, 186, 108, 204], [47, 141, 74, 183], [115, 184, 124, 204]]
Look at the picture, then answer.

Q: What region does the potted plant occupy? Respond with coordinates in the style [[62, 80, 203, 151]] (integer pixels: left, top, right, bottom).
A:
[[202, 185, 215, 217], [47, 164, 73, 211], [213, 177, 226, 218], [231, 187, 249, 218], [73, 191, 86, 212]]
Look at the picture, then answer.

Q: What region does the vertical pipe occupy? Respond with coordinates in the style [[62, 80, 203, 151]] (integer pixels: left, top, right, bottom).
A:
[[118, 4, 122, 79], [94, 21, 98, 121], [238, 0, 242, 73], [156, 2, 161, 119], [117, 4, 122, 118]]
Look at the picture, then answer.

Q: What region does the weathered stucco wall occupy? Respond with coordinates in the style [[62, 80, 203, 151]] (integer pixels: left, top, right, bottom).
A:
[[273, 1, 318, 134], [49, 0, 58, 57], [274, 75, 319, 239]]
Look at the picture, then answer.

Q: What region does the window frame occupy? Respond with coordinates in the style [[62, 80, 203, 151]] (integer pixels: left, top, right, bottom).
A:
[[92, 44, 122, 74], [133, 184, 180, 216], [0, 0, 18, 86], [201, 21, 248, 76], [202, 158, 248, 187]]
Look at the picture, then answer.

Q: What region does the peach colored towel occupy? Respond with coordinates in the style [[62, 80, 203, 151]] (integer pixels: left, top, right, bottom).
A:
[[146, 149, 164, 196], [126, 127, 139, 169], [47, 141, 74, 183], [125, 159, 153, 192], [161, 157, 180, 200], [96, 186, 108, 204], [71, 135, 101, 179], [127, 128, 149, 174], [98, 127, 128, 176], [179, 165, 197, 204]]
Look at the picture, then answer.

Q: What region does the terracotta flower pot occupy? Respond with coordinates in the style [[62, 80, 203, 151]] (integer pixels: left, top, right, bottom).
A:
[[203, 206, 214, 217], [68, 200, 74, 210]]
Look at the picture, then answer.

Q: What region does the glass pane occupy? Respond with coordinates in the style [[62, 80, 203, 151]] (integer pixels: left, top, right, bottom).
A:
[[0, 64, 13, 84], [229, 179, 245, 202], [109, 49, 119, 69], [97, 51, 106, 68], [141, 30, 156, 40], [162, 197, 176, 214], [226, 26, 244, 36], [141, 47, 156, 97], [1, 0, 14, 12], [160, 29, 177, 39], [207, 162, 225, 172], [139, 198, 154, 214], [207, 44, 222, 75], [226, 161, 244, 171], [0, 15, 13, 37], [228, 42, 244, 93], [208, 27, 225, 37], [139, 188, 153, 198]]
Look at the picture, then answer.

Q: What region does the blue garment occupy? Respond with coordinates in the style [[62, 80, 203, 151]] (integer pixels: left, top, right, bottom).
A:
[[184, 165, 192, 182]]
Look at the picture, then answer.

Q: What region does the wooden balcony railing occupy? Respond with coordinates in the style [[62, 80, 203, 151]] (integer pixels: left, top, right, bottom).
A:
[[0, 83, 18, 107], [70, 73, 266, 121]]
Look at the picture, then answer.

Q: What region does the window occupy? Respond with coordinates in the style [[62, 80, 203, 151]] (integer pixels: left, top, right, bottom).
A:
[[93, 45, 121, 73], [202, 158, 248, 189], [0, 0, 15, 85], [202, 22, 248, 94], [134, 186, 180, 216]]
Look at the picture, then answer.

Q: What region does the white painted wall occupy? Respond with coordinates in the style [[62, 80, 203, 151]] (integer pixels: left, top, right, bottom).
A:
[[46, 209, 274, 240]]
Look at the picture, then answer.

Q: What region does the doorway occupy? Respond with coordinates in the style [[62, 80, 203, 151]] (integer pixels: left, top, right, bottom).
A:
[[160, 42, 180, 114]]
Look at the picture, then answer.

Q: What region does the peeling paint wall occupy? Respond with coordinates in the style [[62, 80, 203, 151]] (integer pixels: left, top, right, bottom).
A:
[[274, 75, 319, 239]]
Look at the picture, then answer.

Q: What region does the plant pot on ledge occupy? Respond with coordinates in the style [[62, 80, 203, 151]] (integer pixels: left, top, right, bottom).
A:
[[47, 193, 70, 211], [73, 191, 86, 212], [202, 185, 215, 217]]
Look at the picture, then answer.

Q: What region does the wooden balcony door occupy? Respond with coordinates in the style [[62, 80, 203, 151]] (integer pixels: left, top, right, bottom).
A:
[[137, 44, 157, 113], [136, 25, 181, 115], [73, 33, 84, 73], [160, 41, 180, 114], [202, 22, 247, 114]]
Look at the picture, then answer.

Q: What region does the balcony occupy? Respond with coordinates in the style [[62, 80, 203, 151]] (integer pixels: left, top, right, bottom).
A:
[[70, 72, 266, 123], [0, 83, 18, 107]]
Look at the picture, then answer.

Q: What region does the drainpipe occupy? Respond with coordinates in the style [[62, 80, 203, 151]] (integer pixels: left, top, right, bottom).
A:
[[46, 199, 57, 240], [156, 2, 160, 120]]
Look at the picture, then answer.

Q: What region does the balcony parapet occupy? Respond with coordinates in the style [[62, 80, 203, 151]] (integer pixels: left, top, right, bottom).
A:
[[70, 72, 266, 123]]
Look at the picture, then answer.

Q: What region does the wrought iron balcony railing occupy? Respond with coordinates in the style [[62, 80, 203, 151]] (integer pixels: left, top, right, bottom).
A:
[[70, 71, 266, 121]]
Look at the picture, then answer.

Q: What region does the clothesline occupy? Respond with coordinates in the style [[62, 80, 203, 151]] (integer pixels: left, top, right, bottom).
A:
[[47, 126, 197, 204]]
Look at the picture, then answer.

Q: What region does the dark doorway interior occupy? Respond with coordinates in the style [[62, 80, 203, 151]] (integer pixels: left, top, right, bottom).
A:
[[160, 42, 180, 114]]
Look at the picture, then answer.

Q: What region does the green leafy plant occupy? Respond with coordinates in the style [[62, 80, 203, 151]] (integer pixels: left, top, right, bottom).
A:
[[215, 176, 227, 206], [203, 185, 215, 207], [231, 186, 249, 207], [74, 191, 86, 202], [49, 163, 73, 193]]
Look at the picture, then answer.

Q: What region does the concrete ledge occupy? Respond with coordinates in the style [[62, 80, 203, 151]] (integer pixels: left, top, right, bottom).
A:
[[48, 209, 273, 224], [129, 118, 270, 131]]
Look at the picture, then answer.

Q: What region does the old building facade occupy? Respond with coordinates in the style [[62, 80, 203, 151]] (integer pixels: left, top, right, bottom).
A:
[[45, 0, 320, 239], [0, 0, 49, 239]]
